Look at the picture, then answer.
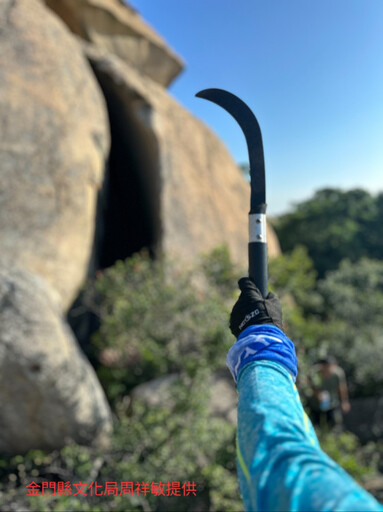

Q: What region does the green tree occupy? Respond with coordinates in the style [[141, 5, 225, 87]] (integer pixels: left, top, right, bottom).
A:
[[274, 188, 378, 277], [316, 258, 383, 397]]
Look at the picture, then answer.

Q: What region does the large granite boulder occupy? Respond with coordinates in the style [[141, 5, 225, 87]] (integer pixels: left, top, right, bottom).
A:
[[0, 0, 110, 310], [0, 263, 112, 454], [45, 0, 184, 87], [0, 0, 112, 453]]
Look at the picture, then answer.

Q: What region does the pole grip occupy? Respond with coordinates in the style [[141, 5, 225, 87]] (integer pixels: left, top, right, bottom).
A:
[[248, 242, 268, 298]]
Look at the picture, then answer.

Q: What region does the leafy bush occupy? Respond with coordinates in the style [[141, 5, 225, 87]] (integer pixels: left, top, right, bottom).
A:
[[84, 252, 235, 405], [200, 245, 240, 297], [319, 430, 378, 482], [11, 386, 239, 512], [269, 245, 317, 305]]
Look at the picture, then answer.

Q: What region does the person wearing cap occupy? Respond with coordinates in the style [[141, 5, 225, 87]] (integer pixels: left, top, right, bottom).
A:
[[227, 277, 382, 512]]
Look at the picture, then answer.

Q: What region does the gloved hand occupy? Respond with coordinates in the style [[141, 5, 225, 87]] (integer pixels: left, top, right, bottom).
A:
[[230, 277, 283, 338]]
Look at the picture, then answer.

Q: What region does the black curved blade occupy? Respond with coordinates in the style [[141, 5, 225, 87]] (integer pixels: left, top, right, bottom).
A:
[[196, 88, 266, 213]]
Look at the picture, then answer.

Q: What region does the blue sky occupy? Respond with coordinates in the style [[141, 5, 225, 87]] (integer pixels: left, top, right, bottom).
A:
[[129, 0, 383, 215]]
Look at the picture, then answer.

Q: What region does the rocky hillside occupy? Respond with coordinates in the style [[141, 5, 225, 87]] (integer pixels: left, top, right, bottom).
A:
[[0, 0, 280, 454]]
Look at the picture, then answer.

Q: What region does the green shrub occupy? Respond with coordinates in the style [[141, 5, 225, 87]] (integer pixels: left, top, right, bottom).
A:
[[319, 431, 378, 482], [200, 245, 240, 296], [87, 252, 234, 405]]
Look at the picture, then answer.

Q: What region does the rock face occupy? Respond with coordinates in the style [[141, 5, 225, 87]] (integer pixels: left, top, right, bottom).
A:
[[45, 0, 184, 87], [0, 0, 110, 310], [0, 0, 112, 452], [46, 0, 280, 267], [0, 263, 112, 453], [85, 44, 280, 268]]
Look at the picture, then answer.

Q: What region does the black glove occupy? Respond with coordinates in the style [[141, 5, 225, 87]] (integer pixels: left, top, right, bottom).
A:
[[229, 277, 283, 338]]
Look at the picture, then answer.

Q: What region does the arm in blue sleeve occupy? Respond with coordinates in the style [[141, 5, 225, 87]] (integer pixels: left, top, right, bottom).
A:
[[227, 325, 383, 512]]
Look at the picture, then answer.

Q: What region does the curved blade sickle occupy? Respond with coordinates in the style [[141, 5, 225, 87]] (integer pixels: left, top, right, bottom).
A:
[[196, 88, 266, 214], [196, 88, 268, 297]]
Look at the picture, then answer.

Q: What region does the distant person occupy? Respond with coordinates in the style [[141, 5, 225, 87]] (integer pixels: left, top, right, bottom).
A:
[[308, 355, 350, 430], [227, 278, 381, 511]]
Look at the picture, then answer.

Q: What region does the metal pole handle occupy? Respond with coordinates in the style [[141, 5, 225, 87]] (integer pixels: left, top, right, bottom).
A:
[[248, 212, 268, 297]]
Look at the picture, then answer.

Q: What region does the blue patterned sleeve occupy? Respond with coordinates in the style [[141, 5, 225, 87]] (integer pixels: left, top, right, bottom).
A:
[[227, 325, 383, 512]]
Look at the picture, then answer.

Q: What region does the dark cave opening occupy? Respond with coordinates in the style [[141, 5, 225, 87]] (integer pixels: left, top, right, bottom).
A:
[[67, 62, 162, 351], [93, 66, 162, 269]]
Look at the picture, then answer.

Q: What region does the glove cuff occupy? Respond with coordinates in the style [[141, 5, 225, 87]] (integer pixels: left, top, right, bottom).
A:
[[226, 325, 297, 383]]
